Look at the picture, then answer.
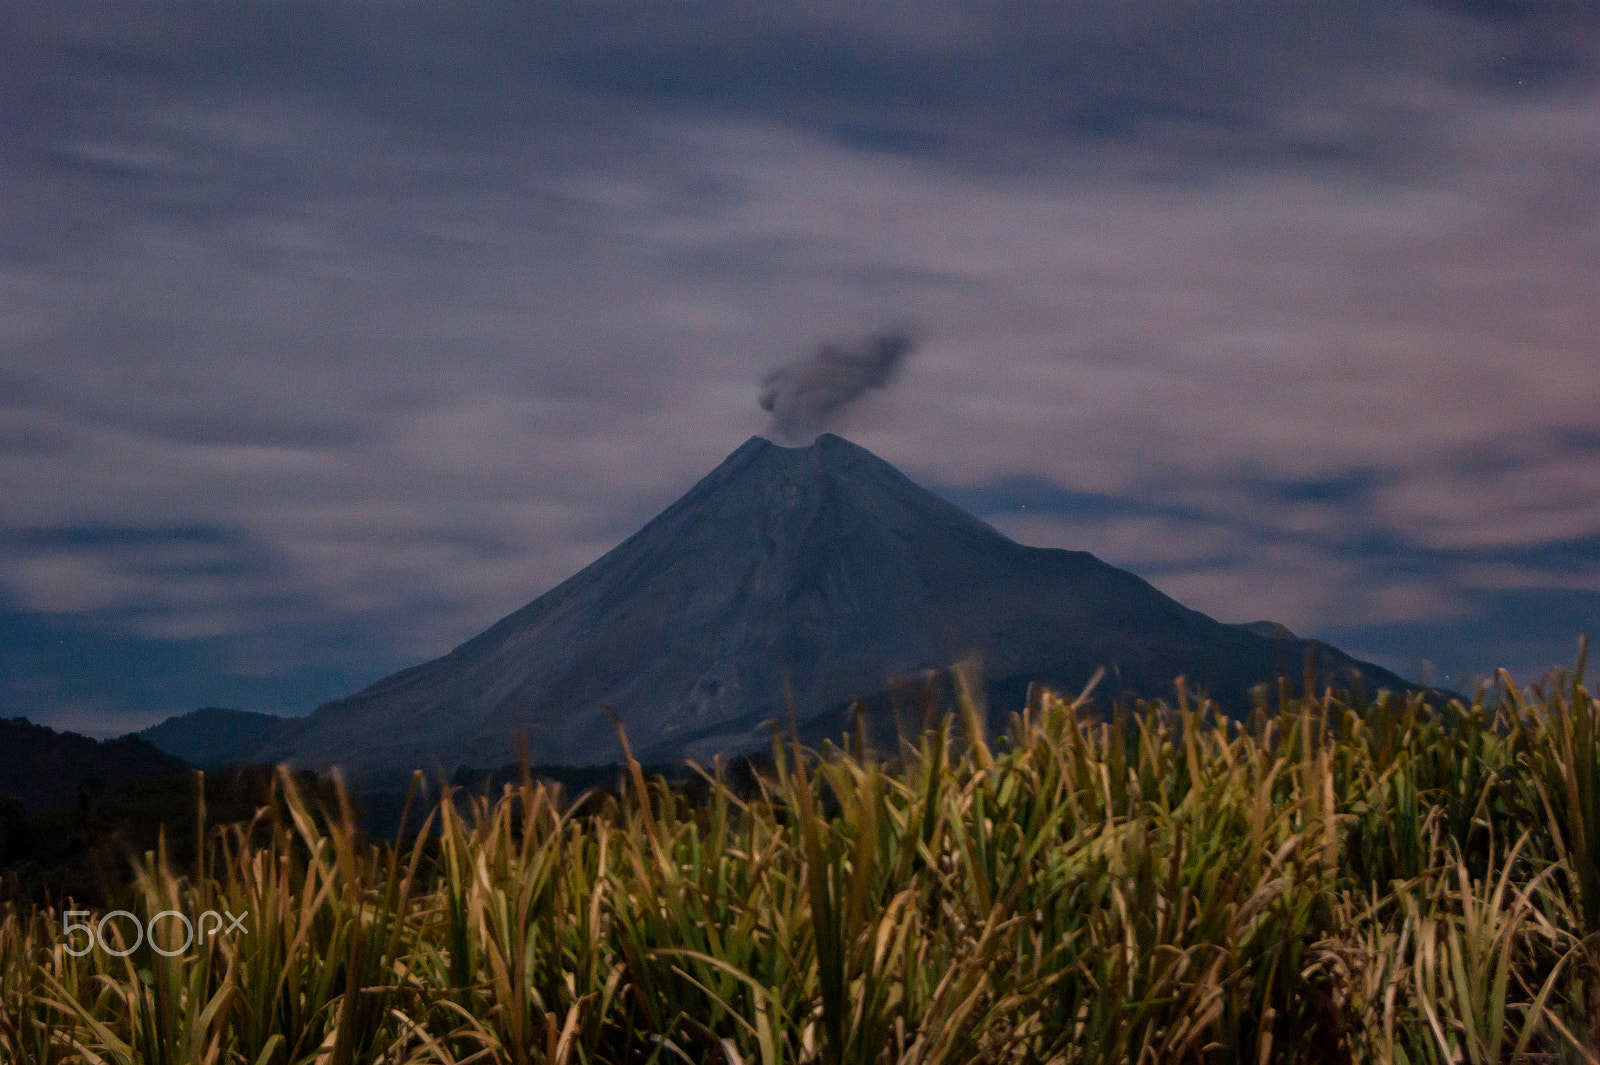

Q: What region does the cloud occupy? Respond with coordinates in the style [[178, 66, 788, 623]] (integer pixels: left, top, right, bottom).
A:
[[936, 450, 1600, 685], [0, 0, 1595, 728]]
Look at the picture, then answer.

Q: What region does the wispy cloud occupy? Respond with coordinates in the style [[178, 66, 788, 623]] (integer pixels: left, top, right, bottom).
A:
[[1, 0, 1595, 728]]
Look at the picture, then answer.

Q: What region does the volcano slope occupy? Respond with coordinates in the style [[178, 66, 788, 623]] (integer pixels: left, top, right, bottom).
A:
[[262, 434, 1413, 781]]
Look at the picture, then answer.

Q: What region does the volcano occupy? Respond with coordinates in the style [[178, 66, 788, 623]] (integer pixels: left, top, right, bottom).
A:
[[260, 434, 1411, 780]]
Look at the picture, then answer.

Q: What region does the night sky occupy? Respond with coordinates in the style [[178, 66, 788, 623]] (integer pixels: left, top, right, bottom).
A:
[[3, 1, 1596, 736]]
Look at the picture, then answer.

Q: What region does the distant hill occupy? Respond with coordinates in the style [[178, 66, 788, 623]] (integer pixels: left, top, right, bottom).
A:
[[0, 717, 190, 813], [136, 706, 302, 769], [259, 434, 1419, 782]]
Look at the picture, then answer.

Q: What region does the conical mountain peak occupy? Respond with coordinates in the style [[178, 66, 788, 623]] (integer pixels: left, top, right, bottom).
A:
[[259, 435, 1415, 781], [719, 433, 915, 484], [625, 433, 1007, 568]]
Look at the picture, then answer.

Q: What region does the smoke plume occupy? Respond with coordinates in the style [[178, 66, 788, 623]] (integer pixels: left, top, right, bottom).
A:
[[758, 329, 915, 441]]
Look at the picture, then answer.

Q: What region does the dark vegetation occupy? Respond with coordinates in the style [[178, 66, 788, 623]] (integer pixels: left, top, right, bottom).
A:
[[0, 751, 335, 907], [0, 716, 189, 812]]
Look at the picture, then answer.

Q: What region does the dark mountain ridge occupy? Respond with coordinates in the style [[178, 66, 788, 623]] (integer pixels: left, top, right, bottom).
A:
[[0, 717, 189, 814], [256, 434, 1415, 781]]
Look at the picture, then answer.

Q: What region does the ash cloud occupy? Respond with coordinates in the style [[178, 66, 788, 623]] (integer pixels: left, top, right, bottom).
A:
[[759, 330, 916, 441]]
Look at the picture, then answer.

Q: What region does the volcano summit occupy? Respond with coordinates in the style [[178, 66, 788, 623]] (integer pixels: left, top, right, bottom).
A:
[[255, 435, 1410, 779]]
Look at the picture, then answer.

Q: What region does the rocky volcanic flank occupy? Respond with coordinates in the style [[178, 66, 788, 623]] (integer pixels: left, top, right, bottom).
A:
[[259, 434, 1412, 780]]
